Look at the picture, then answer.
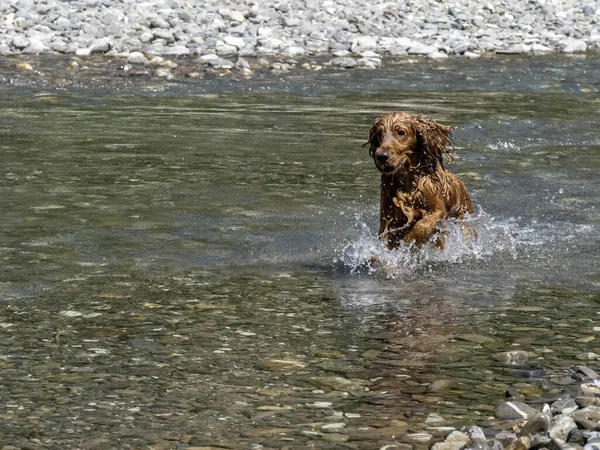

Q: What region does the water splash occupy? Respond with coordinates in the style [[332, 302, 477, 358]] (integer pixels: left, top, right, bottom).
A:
[[338, 208, 545, 277]]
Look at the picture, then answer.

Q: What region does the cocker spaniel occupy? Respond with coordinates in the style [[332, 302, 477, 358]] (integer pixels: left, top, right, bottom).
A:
[[365, 112, 472, 249]]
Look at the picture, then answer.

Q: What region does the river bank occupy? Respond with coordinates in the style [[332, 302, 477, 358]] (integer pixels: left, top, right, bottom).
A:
[[1, 0, 599, 69]]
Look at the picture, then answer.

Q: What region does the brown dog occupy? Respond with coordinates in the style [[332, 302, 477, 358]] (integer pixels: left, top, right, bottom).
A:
[[365, 112, 472, 249]]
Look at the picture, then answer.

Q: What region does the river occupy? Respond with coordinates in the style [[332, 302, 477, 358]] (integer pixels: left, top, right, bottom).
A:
[[0, 54, 598, 449]]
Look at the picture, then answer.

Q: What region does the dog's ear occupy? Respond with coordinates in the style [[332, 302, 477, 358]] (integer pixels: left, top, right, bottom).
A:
[[363, 117, 382, 157], [414, 116, 455, 172]]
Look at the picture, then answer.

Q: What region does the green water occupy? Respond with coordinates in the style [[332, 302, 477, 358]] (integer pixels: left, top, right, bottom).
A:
[[0, 55, 599, 449]]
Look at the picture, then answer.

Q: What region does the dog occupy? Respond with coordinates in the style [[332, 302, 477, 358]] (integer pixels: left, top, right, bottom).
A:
[[365, 112, 472, 249]]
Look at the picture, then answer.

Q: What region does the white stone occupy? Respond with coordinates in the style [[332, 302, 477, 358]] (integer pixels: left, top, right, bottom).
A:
[[75, 48, 91, 56], [167, 45, 190, 56], [22, 38, 46, 54], [215, 42, 238, 56], [532, 44, 553, 54], [350, 35, 378, 52], [127, 51, 149, 64], [199, 53, 219, 62], [561, 39, 587, 53], [224, 36, 245, 49], [360, 50, 380, 58], [431, 431, 470, 450], [428, 50, 448, 59], [408, 43, 438, 55], [282, 45, 305, 57]]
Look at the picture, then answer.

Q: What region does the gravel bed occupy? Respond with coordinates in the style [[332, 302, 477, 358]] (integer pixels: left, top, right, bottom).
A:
[[0, 0, 599, 70]]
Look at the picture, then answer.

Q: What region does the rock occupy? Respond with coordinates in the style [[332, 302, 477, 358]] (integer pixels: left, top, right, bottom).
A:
[[431, 430, 471, 450], [356, 57, 380, 68], [154, 67, 173, 79], [322, 433, 349, 442], [75, 48, 91, 56], [12, 36, 30, 50], [127, 52, 149, 65], [204, 56, 234, 69], [496, 431, 518, 448], [256, 358, 307, 371], [549, 415, 578, 442], [22, 38, 46, 54], [518, 411, 551, 437], [235, 57, 250, 69], [254, 57, 270, 68], [580, 383, 600, 396], [495, 350, 531, 365], [15, 62, 33, 71], [426, 413, 446, 424], [89, 38, 111, 53], [496, 44, 531, 54], [428, 51, 448, 59], [221, 9, 245, 22], [408, 43, 439, 55], [428, 379, 457, 392], [532, 44, 554, 54], [282, 45, 305, 57], [407, 433, 433, 442], [153, 29, 175, 43], [573, 406, 600, 422], [567, 429, 585, 445], [360, 50, 380, 58], [531, 434, 552, 450], [573, 418, 597, 430], [330, 56, 357, 68], [463, 425, 490, 450], [0, 0, 593, 61], [578, 398, 600, 408], [552, 397, 579, 416], [167, 45, 189, 56], [122, 38, 143, 52], [223, 36, 245, 49], [561, 39, 587, 53], [495, 401, 539, 420], [0, 44, 12, 56], [576, 367, 600, 380], [507, 368, 545, 378], [491, 440, 505, 450], [54, 17, 73, 30], [350, 36, 378, 53]]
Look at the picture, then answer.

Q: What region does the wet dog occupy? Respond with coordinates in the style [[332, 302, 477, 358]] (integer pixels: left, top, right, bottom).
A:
[[365, 112, 472, 249]]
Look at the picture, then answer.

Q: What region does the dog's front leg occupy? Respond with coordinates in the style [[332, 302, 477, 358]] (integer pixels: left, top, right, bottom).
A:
[[403, 210, 445, 247]]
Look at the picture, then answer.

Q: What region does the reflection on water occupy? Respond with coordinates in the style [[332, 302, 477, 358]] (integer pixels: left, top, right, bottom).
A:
[[0, 56, 599, 448]]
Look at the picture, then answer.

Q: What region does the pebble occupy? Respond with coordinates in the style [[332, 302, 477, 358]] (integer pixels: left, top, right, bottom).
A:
[[0, 0, 597, 63], [549, 415, 578, 441], [431, 430, 470, 450], [330, 57, 357, 69], [518, 411, 551, 437], [495, 350, 531, 365], [576, 367, 600, 380], [552, 397, 580, 416], [127, 52, 149, 65], [495, 401, 540, 420]]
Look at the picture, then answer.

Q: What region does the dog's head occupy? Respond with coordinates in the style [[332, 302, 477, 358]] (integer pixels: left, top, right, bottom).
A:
[[365, 112, 455, 175]]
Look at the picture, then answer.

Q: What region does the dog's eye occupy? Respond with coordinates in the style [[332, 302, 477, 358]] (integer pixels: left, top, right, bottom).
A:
[[397, 130, 406, 136]]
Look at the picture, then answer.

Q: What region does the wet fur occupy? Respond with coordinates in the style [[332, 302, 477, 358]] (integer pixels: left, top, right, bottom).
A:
[[365, 112, 472, 249]]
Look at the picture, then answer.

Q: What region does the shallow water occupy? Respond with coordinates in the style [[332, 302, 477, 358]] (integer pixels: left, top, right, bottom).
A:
[[0, 55, 599, 449]]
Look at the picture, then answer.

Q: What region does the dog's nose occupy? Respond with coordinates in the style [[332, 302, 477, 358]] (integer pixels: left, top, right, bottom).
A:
[[376, 151, 390, 164]]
